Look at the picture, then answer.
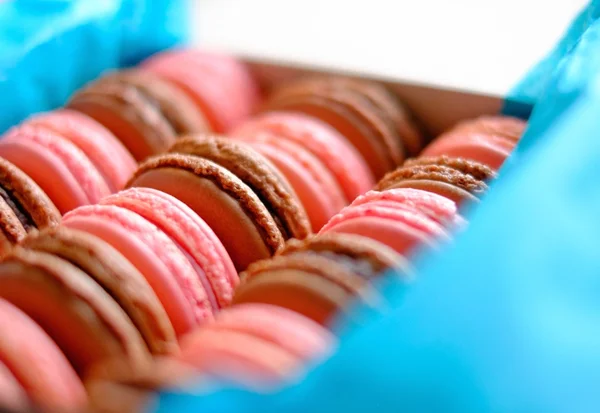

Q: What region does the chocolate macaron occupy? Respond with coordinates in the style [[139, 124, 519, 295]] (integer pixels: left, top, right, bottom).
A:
[[232, 237, 394, 326], [67, 76, 176, 161], [264, 78, 406, 179], [376, 156, 492, 205], [0, 248, 151, 376], [21, 227, 178, 356], [0, 158, 60, 254], [169, 135, 311, 241], [128, 152, 288, 272]]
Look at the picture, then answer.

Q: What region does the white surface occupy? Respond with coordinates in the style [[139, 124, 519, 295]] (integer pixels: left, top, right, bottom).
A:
[[192, 0, 587, 96]]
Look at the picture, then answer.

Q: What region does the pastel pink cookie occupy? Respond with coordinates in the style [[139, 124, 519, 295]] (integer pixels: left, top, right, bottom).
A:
[[142, 50, 259, 133], [62, 204, 210, 336], [0, 362, 27, 411], [0, 298, 87, 411], [235, 131, 346, 231], [453, 115, 526, 141], [233, 112, 374, 201], [101, 188, 238, 309], [421, 131, 513, 171], [351, 189, 463, 227], [0, 125, 110, 213], [320, 202, 448, 255], [26, 109, 137, 191], [212, 303, 335, 361], [178, 328, 299, 389]]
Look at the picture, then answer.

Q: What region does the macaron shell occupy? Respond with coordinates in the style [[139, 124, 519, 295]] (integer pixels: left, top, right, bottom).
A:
[[178, 328, 299, 387], [128, 154, 284, 272], [101, 188, 238, 309], [351, 189, 460, 227], [0, 249, 151, 376], [67, 86, 175, 161], [212, 304, 335, 360], [169, 136, 311, 241], [0, 158, 61, 230], [453, 115, 526, 142], [26, 109, 137, 191], [62, 205, 204, 336], [97, 70, 212, 135], [387, 179, 479, 205], [0, 362, 27, 411], [0, 126, 110, 213], [421, 133, 512, 171], [21, 227, 178, 355], [265, 95, 394, 179], [404, 156, 497, 182], [0, 201, 26, 248], [0, 298, 87, 411], [233, 268, 353, 326], [232, 112, 374, 201], [239, 133, 346, 231]]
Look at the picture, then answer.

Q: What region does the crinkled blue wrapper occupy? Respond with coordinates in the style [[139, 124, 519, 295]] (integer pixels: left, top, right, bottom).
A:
[[0, 0, 189, 133], [2, 1, 600, 412]]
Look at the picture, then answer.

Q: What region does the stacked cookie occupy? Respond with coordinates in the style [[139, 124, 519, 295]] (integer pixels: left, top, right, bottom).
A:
[[0, 49, 527, 413]]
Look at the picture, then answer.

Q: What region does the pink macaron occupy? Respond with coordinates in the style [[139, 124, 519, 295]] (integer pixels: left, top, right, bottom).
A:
[[0, 124, 111, 214], [0, 361, 27, 411], [232, 112, 374, 202], [232, 131, 347, 231], [141, 50, 260, 133], [100, 188, 238, 310], [62, 204, 212, 336], [320, 195, 450, 255], [25, 109, 137, 191], [0, 298, 87, 412]]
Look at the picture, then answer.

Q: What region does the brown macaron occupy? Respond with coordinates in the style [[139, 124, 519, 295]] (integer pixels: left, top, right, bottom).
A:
[[274, 77, 424, 157], [95, 70, 212, 135], [21, 227, 178, 356], [404, 156, 497, 182], [375, 160, 490, 205], [67, 78, 176, 161], [233, 253, 382, 327], [0, 158, 60, 254], [0, 248, 151, 376], [264, 79, 404, 179], [128, 153, 285, 272], [170, 135, 311, 240], [279, 233, 412, 280]]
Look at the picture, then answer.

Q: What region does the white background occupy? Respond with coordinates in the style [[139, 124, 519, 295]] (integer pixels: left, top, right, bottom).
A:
[[193, 0, 587, 96]]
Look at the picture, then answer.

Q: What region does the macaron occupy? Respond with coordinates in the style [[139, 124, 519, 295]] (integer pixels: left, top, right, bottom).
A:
[[21, 227, 178, 355], [169, 135, 311, 240], [225, 130, 346, 231], [420, 129, 515, 171], [280, 232, 411, 281], [67, 78, 176, 161], [0, 361, 27, 412], [62, 204, 212, 336], [452, 115, 526, 142], [210, 303, 335, 362], [0, 248, 151, 376], [375, 158, 490, 205], [404, 156, 497, 182], [0, 124, 111, 213], [95, 70, 212, 135], [350, 188, 464, 228], [25, 109, 137, 191], [264, 78, 405, 179], [320, 191, 451, 255], [100, 187, 239, 310], [0, 298, 87, 411], [128, 153, 286, 272], [233, 253, 381, 326], [141, 50, 260, 133], [0, 158, 60, 255], [232, 111, 375, 202]]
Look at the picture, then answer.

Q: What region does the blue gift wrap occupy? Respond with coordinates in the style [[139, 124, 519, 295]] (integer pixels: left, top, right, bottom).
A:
[[1, 1, 599, 412]]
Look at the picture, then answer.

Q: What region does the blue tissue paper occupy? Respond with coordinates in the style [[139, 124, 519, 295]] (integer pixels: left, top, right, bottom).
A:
[[0, 0, 189, 133]]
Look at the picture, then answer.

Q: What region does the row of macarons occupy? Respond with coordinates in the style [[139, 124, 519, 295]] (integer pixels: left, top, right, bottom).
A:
[[0, 115, 524, 413]]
